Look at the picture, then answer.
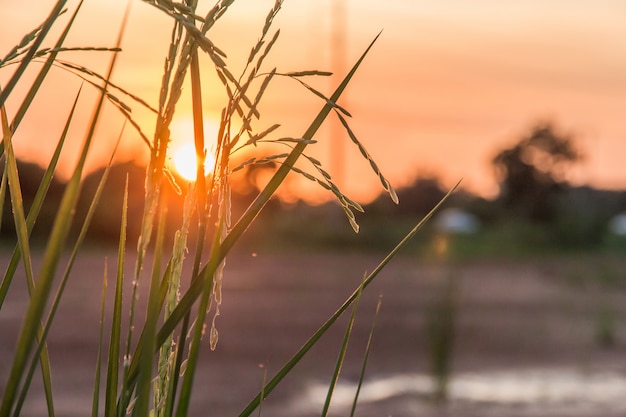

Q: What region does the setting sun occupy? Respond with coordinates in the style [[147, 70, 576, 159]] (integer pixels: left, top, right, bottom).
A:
[[169, 117, 220, 181], [171, 143, 216, 181]]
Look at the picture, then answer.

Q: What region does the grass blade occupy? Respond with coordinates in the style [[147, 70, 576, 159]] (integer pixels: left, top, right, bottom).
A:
[[131, 225, 166, 417], [237, 181, 459, 417], [1, 89, 56, 417], [52, 59, 157, 113], [92, 264, 109, 417], [0, 88, 35, 331], [0, 6, 127, 413], [349, 295, 383, 417], [0, 86, 81, 308], [13, 122, 125, 417], [0, 160, 7, 232], [105, 178, 129, 417], [153, 196, 175, 417], [0, 0, 84, 160], [321, 275, 365, 417]]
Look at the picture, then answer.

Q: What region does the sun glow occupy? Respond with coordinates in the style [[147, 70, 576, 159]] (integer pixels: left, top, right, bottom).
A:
[[172, 143, 216, 181], [169, 117, 220, 181]]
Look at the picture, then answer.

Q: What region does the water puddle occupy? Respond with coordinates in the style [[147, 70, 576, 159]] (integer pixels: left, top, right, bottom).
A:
[[290, 368, 626, 415]]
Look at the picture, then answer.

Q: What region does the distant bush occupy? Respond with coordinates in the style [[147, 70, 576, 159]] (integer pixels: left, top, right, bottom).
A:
[[0, 159, 64, 242]]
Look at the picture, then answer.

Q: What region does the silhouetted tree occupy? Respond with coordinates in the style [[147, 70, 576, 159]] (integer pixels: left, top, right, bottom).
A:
[[493, 123, 581, 222], [0, 159, 65, 241], [366, 175, 447, 218], [75, 162, 149, 242]]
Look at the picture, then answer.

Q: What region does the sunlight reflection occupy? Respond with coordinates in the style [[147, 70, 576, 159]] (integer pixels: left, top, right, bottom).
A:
[[294, 369, 626, 412]]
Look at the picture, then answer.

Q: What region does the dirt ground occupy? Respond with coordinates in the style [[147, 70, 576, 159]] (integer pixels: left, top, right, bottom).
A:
[[2, 247, 626, 416]]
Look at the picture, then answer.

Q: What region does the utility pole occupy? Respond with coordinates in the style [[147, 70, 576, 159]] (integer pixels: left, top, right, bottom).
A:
[[330, 0, 347, 189]]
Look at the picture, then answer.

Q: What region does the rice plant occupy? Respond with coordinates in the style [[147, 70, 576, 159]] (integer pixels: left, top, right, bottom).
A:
[[0, 1, 455, 416]]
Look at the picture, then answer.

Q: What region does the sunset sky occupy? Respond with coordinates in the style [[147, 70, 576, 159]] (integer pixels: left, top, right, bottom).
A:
[[2, 0, 626, 203]]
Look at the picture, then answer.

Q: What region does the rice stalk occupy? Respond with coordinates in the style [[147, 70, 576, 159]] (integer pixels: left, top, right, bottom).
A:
[[173, 217, 223, 417], [154, 41, 207, 417], [175, 59, 231, 409], [0, 0, 66, 108], [283, 70, 333, 77], [334, 110, 398, 203], [216, 2, 284, 152], [144, 35, 383, 365], [166, 73, 219, 415], [33, 46, 121, 57], [126, 2, 228, 413], [0, 22, 44, 67], [231, 123, 281, 151], [114, 7, 412, 417], [230, 153, 290, 173], [283, 74, 352, 117], [117, 27, 390, 417], [114, 6, 204, 413], [141, 0, 207, 23], [3, 45, 156, 150], [287, 165, 361, 232], [1, 45, 121, 70], [123, 7, 185, 411], [130, 0, 210, 315], [223, 31, 382, 247], [53, 59, 158, 113], [154, 177, 196, 417], [228, 67, 277, 149], [165, 182, 211, 416], [0, 0, 84, 158]]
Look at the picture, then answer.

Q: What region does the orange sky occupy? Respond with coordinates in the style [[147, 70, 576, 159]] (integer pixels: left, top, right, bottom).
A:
[[2, 0, 626, 203]]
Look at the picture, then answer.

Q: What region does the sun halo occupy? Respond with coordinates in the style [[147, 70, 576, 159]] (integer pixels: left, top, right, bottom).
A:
[[169, 117, 220, 182], [171, 143, 216, 182]]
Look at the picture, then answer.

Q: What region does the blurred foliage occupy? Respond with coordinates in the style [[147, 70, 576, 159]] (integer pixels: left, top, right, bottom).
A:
[[0, 159, 64, 242], [492, 122, 581, 223], [3, 122, 626, 256]]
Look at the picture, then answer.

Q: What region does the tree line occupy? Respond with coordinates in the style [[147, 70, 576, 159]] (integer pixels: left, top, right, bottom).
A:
[[2, 122, 625, 249]]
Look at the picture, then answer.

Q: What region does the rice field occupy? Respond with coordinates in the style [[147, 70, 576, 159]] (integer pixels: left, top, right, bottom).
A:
[[3, 248, 626, 416], [3, 1, 626, 416]]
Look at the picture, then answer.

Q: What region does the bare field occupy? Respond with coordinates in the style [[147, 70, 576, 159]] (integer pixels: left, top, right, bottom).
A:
[[2, 248, 626, 416]]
